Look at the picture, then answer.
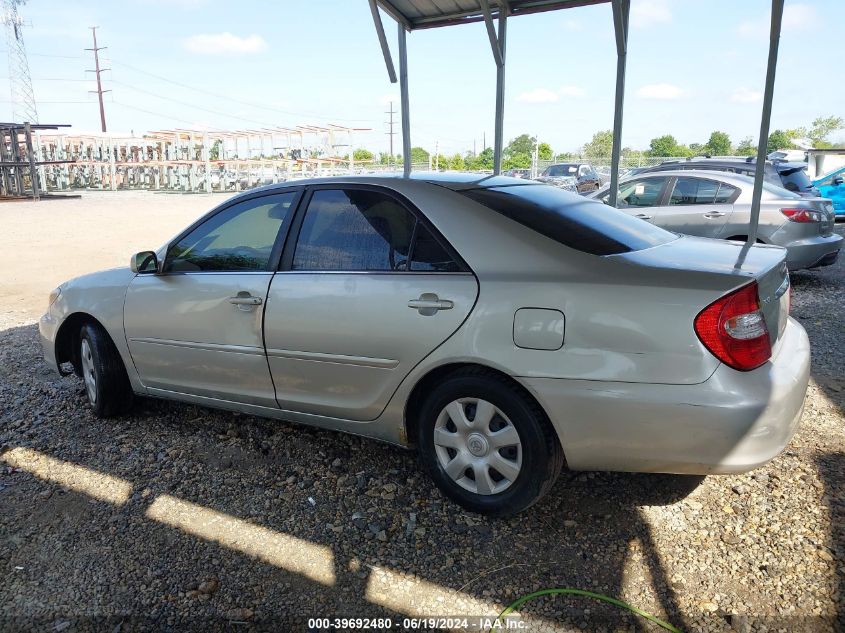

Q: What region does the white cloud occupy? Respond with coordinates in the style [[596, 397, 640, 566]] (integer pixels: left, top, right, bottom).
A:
[[562, 18, 582, 31], [517, 88, 560, 104], [183, 32, 267, 55], [559, 85, 586, 98], [730, 87, 762, 104], [631, 0, 671, 28], [636, 83, 685, 100], [738, 3, 818, 38]]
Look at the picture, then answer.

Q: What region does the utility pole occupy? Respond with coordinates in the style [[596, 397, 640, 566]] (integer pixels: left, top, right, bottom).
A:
[[385, 100, 396, 168], [86, 26, 110, 133], [434, 140, 439, 170]]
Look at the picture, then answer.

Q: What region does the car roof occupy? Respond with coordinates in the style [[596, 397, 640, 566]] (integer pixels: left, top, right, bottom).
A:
[[224, 172, 539, 201]]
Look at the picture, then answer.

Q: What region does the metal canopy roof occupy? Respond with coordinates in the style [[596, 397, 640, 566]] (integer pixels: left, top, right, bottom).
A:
[[368, 0, 787, 254], [376, 0, 608, 30]]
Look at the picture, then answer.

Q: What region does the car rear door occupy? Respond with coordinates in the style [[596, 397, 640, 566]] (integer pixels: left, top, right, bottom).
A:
[[124, 190, 301, 407], [263, 185, 478, 421], [654, 176, 737, 237]]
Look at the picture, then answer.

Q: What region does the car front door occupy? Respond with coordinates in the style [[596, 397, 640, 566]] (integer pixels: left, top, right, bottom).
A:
[[655, 176, 737, 238], [601, 176, 671, 223], [263, 186, 479, 421], [124, 190, 300, 407]]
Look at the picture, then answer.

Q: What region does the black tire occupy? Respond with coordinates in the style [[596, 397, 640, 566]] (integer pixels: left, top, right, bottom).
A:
[[417, 368, 564, 517], [79, 323, 134, 418]]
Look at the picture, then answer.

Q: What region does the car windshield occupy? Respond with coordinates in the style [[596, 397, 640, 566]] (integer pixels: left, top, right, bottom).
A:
[[459, 184, 677, 256], [543, 164, 579, 177]]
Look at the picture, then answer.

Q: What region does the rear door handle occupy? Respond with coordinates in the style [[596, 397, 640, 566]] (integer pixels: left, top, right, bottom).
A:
[[634, 213, 652, 220], [408, 293, 453, 316], [703, 211, 726, 218]]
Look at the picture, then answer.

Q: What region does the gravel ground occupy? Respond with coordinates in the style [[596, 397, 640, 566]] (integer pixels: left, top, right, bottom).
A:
[[0, 211, 843, 632]]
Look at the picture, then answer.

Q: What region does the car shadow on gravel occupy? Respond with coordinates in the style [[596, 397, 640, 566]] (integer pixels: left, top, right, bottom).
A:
[[1, 321, 699, 631], [816, 452, 845, 628]]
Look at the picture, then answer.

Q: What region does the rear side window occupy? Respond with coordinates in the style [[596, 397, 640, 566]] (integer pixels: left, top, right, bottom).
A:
[[292, 188, 464, 272], [293, 189, 414, 271], [460, 184, 676, 256], [669, 177, 736, 205]]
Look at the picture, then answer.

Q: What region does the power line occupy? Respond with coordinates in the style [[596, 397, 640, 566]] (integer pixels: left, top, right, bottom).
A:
[[108, 58, 373, 123], [110, 100, 202, 127]]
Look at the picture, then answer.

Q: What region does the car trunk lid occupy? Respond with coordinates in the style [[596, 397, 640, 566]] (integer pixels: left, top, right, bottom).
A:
[[613, 235, 790, 346]]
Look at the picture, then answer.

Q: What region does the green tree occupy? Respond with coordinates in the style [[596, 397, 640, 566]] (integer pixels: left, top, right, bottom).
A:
[[704, 131, 732, 156], [736, 136, 756, 156], [582, 130, 613, 158], [505, 134, 536, 157], [353, 148, 374, 162], [410, 146, 430, 165], [466, 147, 494, 171], [503, 153, 532, 170], [537, 142, 553, 161], [767, 129, 799, 153], [446, 153, 465, 171], [647, 134, 682, 157], [809, 115, 844, 147]]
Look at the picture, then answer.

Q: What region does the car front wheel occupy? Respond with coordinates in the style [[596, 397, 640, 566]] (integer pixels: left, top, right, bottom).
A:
[[79, 323, 134, 417], [417, 368, 564, 516]]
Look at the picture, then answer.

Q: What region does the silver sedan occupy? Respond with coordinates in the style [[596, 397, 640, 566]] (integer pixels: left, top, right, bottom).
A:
[[590, 169, 841, 270], [40, 174, 810, 516]]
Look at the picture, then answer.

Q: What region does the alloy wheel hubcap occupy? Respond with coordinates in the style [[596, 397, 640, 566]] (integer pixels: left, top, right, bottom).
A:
[[80, 338, 97, 405], [433, 397, 522, 496]]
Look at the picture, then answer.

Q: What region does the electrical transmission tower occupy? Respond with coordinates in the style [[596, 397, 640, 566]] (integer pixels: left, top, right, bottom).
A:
[[2, 0, 37, 123]]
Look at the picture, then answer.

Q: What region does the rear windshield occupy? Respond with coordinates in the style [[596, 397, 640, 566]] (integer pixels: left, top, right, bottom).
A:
[[459, 184, 677, 256], [778, 166, 813, 192], [543, 164, 579, 177]]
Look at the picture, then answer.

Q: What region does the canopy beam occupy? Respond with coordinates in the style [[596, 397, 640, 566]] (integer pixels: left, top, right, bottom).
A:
[[368, 0, 397, 84], [747, 0, 784, 246], [608, 0, 629, 207]]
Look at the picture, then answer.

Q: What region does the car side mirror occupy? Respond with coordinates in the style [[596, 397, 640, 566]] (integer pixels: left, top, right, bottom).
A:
[[130, 250, 159, 274], [833, 177, 844, 186]]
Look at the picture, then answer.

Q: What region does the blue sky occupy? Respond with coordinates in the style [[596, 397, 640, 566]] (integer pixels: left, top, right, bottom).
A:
[[6, 0, 844, 155]]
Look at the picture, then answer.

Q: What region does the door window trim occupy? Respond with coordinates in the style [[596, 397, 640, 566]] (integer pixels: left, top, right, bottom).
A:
[[278, 183, 472, 274], [160, 187, 305, 275], [664, 176, 741, 206]]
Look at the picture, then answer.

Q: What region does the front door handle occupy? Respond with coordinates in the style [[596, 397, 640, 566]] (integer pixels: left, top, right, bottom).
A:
[[634, 213, 652, 220], [703, 211, 726, 218], [229, 292, 263, 311], [408, 293, 453, 316]]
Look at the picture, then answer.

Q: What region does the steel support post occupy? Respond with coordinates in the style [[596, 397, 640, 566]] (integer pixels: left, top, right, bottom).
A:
[[747, 0, 784, 246], [398, 22, 411, 177], [481, 0, 507, 175], [24, 123, 39, 200], [608, 0, 630, 208]]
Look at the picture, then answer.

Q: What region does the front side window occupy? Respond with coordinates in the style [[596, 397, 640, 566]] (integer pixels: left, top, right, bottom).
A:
[[615, 178, 667, 207], [293, 189, 416, 271], [165, 192, 296, 272]]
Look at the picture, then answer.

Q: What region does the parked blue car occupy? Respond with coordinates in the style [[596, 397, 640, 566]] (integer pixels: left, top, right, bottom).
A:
[[814, 166, 845, 219]]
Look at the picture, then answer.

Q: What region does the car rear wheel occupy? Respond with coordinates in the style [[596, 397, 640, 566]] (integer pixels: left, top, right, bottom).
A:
[[417, 368, 564, 516], [79, 323, 134, 418]]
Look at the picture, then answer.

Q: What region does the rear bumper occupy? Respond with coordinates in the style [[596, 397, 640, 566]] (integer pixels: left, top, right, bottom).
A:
[[779, 233, 842, 270], [521, 317, 810, 475]]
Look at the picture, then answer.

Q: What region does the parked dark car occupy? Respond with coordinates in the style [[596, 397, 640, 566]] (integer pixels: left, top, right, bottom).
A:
[[636, 157, 820, 198], [536, 162, 601, 194]]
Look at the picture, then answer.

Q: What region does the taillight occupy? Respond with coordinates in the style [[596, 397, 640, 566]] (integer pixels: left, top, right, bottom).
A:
[[694, 281, 771, 371], [781, 208, 821, 223]]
